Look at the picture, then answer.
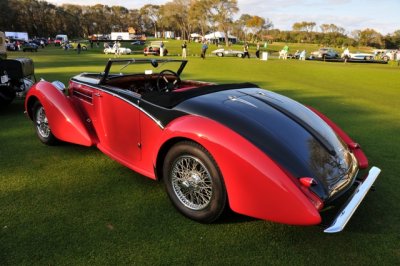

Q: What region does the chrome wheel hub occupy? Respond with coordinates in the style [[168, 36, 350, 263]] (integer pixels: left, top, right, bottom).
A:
[[171, 155, 213, 210], [35, 106, 50, 138]]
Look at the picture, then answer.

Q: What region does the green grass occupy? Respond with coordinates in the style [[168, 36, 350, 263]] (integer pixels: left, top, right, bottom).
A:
[[1, 45, 400, 265]]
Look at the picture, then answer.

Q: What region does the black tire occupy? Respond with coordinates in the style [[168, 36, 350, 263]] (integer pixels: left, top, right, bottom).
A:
[[237, 53, 243, 58], [163, 141, 227, 223], [32, 101, 59, 145], [217, 52, 223, 57]]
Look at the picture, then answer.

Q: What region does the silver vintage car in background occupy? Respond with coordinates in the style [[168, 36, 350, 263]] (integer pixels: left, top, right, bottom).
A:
[[212, 48, 244, 58], [310, 48, 339, 59]]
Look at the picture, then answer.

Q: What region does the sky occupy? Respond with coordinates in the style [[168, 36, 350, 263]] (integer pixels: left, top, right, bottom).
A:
[[45, 0, 399, 35]]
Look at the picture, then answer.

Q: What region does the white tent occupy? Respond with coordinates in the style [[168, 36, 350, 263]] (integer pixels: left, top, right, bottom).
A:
[[190, 33, 202, 38], [204, 31, 237, 43], [190, 33, 203, 42]]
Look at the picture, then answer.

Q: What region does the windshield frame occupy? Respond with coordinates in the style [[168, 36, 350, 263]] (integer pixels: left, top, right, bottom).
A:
[[100, 58, 188, 84]]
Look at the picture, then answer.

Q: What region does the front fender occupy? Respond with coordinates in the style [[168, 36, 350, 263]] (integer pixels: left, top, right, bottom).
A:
[[156, 115, 321, 225], [25, 81, 93, 146]]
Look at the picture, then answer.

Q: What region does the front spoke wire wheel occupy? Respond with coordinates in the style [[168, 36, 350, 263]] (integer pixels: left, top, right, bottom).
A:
[[35, 106, 50, 138]]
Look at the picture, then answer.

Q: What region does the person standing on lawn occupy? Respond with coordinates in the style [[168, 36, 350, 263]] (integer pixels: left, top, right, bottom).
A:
[[181, 41, 187, 58], [201, 41, 208, 59], [243, 42, 250, 58], [255, 42, 260, 58], [282, 44, 289, 60], [160, 41, 165, 57]]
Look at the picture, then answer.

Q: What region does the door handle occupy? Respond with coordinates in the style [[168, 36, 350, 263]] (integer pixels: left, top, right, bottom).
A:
[[93, 92, 101, 97]]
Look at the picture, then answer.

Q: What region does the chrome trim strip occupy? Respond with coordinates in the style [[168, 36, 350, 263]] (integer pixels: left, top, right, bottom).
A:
[[228, 95, 258, 108], [73, 74, 101, 85], [71, 80, 165, 129], [324, 166, 381, 233], [72, 90, 93, 102]]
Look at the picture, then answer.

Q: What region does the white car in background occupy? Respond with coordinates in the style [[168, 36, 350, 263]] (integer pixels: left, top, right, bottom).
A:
[[211, 48, 244, 58], [104, 47, 132, 55], [373, 49, 396, 61], [349, 52, 374, 61]]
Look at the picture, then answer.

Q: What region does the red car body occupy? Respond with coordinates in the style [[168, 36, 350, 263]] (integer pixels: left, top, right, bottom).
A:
[[25, 59, 380, 232]]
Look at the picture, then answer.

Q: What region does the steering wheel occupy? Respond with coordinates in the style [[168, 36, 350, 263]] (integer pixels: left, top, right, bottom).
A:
[[156, 69, 181, 92]]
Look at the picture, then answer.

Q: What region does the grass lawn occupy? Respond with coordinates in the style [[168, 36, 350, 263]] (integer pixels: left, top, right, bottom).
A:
[[1, 44, 399, 265]]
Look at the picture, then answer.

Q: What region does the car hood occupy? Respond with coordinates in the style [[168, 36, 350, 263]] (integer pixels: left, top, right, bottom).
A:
[[175, 88, 358, 201]]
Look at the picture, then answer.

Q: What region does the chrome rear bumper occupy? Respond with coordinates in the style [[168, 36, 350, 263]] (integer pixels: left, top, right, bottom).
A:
[[324, 166, 381, 233]]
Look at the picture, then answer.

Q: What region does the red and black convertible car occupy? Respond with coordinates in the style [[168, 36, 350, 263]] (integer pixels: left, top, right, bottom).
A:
[[24, 59, 380, 233]]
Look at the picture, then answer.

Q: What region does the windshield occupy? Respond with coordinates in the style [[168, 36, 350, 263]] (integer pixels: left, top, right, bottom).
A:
[[103, 59, 187, 80]]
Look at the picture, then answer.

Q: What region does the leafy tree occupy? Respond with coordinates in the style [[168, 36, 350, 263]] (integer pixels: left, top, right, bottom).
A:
[[0, 0, 14, 30], [140, 4, 161, 37], [127, 9, 144, 34], [188, 0, 210, 37], [246, 16, 266, 41], [292, 21, 315, 32], [234, 14, 252, 41], [318, 24, 346, 46], [358, 28, 383, 47], [292, 21, 316, 42], [162, 0, 191, 40], [382, 30, 400, 49], [207, 0, 239, 45]]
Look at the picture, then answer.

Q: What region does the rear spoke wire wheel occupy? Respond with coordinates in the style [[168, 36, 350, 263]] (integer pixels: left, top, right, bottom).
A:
[[163, 141, 227, 223], [171, 155, 213, 210]]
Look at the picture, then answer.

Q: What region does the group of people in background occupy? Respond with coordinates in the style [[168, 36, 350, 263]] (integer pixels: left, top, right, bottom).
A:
[[278, 45, 306, 60], [103, 41, 121, 57], [398, 50, 400, 66], [63, 38, 400, 65]]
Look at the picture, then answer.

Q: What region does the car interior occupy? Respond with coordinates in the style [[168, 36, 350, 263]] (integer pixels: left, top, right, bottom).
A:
[[103, 72, 214, 94], [70, 60, 257, 108]]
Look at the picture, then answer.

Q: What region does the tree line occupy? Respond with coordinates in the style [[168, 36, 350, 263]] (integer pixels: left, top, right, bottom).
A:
[[1, 0, 399, 48]]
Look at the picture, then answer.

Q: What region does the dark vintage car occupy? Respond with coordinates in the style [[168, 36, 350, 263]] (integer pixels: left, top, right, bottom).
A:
[[131, 40, 146, 45], [1, 58, 35, 106], [24, 59, 380, 233], [65, 41, 88, 51], [6, 42, 16, 51], [32, 38, 48, 47], [22, 42, 39, 52]]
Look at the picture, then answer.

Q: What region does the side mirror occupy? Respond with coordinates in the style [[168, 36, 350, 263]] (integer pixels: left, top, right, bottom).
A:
[[52, 80, 66, 92], [151, 59, 158, 68]]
